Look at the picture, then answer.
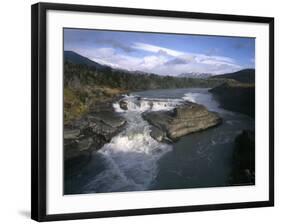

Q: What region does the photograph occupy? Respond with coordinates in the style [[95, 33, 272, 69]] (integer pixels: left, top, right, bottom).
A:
[[63, 28, 256, 195]]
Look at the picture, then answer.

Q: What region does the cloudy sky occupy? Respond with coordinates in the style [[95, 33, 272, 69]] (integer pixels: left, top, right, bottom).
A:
[[64, 28, 255, 76]]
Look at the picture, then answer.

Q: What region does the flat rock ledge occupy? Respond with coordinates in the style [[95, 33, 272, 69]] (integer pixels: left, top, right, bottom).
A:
[[64, 111, 126, 162], [142, 101, 222, 142]]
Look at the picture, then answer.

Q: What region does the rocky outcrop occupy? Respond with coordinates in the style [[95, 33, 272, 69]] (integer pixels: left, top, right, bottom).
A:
[[64, 111, 126, 163], [119, 99, 128, 110], [143, 102, 222, 142], [209, 82, 255, 118], [231, 130, 255, 185]]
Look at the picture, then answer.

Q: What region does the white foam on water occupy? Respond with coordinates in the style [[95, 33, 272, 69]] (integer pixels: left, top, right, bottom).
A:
[[182, 93, 197, 103], [83, 97, 175, 193], [113, 95, 183, 113], [182, 92, 220, 111], [182, 92, 234, 116], [83, 91, 248, 193], [85, 93, 228, 193]]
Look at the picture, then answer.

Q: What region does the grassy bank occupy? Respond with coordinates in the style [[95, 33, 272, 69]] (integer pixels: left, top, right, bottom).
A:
[[64, 85, 126, 124]]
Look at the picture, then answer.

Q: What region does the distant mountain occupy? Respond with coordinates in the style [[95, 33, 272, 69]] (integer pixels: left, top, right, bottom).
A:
[[64, 51, 110, 70], [64, 51, 158, 77], [179, 72, 212, 79], [64, 51, 227, 90], [212, 69, 255, 83], [64, 51, 231, 91]]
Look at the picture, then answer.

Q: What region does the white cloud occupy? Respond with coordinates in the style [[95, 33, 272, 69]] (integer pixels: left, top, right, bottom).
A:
[[94, 48, 116, 58], [132, 42, 183, 56], [76, 43, 244, 75], [139, 55, 166, 69], [250, 58, 255, 65], [86, 48, 140, 70]]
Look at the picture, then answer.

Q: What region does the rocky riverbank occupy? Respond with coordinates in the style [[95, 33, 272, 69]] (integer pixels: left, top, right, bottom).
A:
[[64, 99, 126, 174], [209, 81, 255, 118], [142, 102, 222, 142], [231, 130, 255, 185]]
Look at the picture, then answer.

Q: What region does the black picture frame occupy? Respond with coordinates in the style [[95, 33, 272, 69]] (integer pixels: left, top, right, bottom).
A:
[[31, 2, 274, 222]]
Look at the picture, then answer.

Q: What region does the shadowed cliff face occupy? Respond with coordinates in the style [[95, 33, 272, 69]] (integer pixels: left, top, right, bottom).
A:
[[209, 82, 255, 118], [231, 130, 255, 185], [209, 69, 255, 118]]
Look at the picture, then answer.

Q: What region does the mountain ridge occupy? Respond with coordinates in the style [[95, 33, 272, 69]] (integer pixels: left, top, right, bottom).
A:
[[211, 69, 255, 83], [64, 50, 254, 80], [64, 50, 110, 70]]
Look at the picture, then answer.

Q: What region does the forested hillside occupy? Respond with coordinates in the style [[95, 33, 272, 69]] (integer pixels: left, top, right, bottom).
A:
[[63, 51, 253, 123]]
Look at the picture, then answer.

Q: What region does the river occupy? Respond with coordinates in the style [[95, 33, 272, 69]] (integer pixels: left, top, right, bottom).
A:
[[64, 88, 254, 194]]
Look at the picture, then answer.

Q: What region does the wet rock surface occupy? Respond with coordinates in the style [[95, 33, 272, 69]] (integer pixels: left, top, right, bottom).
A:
[[143, 101, 222, 142], [64, 109, 126, 166], [209, 82, 255, 118], [231, 130, 255, 185], [119, 100, 128, 110]]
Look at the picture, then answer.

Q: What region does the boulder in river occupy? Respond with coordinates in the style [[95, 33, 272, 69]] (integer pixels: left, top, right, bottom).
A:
[[143, 102, 222, 142], [149, 126, 166, 142], [119, 100, 128, 110]]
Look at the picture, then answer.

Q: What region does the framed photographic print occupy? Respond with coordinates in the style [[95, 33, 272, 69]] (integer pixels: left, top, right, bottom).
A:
[[31, 2, 274, 222]]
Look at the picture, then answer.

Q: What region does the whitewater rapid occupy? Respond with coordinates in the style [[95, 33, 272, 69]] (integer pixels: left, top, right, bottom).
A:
[[83, 95, 184, 193], [83, 91, 232, 193]]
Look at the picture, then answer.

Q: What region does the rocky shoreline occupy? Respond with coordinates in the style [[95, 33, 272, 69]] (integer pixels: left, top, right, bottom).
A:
[[64, 98, 126, 173], [231, 130, 255, 185], [209, 82, 255, 118]]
